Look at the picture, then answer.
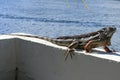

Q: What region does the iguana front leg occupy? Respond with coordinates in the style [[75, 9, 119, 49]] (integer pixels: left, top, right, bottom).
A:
[[65, 41, 79, 60], [102, 45, 112, 52], [84, 40, 95, 52]]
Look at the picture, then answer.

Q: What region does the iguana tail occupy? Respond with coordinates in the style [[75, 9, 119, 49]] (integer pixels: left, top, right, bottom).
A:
[[10, 33, 72, 46], [10, 33, 60, 44]]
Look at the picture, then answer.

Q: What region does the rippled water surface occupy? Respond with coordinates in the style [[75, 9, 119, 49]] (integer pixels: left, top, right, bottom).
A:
[[0, 0, 120, 50]]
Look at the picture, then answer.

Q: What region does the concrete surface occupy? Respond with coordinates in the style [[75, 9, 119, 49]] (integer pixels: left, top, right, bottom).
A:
[[0, 38, 16, 80], [0, 34, 120, 80]]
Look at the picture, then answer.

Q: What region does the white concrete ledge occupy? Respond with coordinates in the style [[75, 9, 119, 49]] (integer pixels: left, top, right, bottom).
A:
[[0, 33, 120, 80]]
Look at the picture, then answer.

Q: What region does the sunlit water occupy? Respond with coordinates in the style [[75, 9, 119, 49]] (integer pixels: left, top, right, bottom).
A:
[[0, 0, 120, 51]]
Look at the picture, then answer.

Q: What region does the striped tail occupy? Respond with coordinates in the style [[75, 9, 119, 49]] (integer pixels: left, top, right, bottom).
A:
[[10, 33, 58, 44]]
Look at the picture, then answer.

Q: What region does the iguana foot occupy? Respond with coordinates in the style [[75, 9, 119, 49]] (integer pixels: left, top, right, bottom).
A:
[[112, 50, 117, 52], [64, 49, 75, 61], [64, 41, 79, 60], [102, 46, 115, 52], [85, 49, 92, 53]]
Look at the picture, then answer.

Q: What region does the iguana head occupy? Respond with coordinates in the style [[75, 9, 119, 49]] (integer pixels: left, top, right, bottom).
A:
[[98, 27, 116, 38], [97, 27, 116, 46]]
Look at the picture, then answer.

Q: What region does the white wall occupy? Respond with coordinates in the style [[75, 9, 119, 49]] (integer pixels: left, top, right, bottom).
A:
[[15, 38, 120, 80], [0, 35, 120, 80], [0, 39, 16, 80]]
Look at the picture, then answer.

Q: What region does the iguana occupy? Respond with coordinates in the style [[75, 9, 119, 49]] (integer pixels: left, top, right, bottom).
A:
[[11, 27, 116, 60]]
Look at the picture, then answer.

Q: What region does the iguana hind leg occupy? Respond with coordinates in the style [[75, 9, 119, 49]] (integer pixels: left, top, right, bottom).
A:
[[65, 49, 75, 61], [64, 41, 79, 60]]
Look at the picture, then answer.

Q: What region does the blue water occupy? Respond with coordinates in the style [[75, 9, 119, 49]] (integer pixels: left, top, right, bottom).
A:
[[0, 0, 120, 50]]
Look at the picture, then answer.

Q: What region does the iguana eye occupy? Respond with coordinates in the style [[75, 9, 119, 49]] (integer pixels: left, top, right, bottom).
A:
[[101, 28, 106, 31]]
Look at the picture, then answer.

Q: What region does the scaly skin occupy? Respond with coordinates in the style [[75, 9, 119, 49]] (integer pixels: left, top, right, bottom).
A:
[[11, 27, 116, 60]]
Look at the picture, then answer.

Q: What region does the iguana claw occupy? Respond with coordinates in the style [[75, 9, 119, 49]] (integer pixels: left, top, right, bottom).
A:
[[64, 49, 75, 61]]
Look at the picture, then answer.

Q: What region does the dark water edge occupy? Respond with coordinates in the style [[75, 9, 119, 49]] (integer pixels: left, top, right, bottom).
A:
[[0, 0, 120, 51]]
